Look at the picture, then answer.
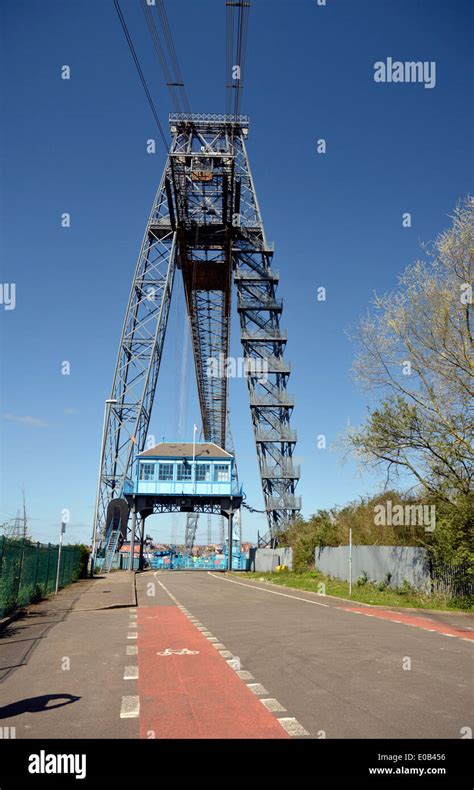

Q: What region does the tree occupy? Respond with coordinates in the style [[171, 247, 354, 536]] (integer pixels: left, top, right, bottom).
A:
[[347, 197, 473, 506]]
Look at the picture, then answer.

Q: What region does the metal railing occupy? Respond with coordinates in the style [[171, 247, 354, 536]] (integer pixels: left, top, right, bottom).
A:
[[169, 112, 249, 125], [255, 427, 297, 442], [266, 495, 302, 510], [249, 391, 295, 406], [261, 464, 301, 479], [234, 268, 279, 281], [237, 298, 283, 311], [265, 355, 291, 372], [241, 329, 288, 341]]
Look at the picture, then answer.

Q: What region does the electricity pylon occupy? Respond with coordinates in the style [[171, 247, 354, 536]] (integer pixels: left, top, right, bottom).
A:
[[93, 113, 300, 550]]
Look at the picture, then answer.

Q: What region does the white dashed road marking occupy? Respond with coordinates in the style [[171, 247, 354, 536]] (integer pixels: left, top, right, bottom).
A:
[[237, 670, 254, 681], [261, 698, 287, 713], [153, 572, 311, 737], [247, 683, 268, 696], [120, 696, 140, 719], [278, 718, 310, 737]]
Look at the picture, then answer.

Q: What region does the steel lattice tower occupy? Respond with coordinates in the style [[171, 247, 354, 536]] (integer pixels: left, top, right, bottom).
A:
[[93, 113, 300, 550]]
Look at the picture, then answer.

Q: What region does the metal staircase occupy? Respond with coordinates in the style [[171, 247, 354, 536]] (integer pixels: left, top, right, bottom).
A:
[[103, 527, 121, 574]]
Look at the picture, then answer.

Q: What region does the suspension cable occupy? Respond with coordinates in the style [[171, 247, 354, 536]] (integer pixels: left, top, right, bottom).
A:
[[156, 0, 191, 114], [141, 0, 182, 113], [113, 0, 168, 151], [225, 1, 251, 116]]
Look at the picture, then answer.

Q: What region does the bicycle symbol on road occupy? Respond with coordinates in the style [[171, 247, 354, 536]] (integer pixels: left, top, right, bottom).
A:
[[156, 648, 200, 656]]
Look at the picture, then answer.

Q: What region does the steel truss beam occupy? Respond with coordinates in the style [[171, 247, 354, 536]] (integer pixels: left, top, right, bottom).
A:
[[93, 114, 300, 548], [185, 513, 199, 552], [232, 134, 300, 540]]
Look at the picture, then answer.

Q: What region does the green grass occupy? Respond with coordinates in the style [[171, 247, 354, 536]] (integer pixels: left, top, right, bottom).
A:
[[236, 570, 473, 612]]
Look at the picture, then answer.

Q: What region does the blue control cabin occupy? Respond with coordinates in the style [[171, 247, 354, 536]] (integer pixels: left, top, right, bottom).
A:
[[128, 442, 238, 498]]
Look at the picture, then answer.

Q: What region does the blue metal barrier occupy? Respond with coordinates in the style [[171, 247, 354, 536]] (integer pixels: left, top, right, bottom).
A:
[[151, 551, 248, 571]]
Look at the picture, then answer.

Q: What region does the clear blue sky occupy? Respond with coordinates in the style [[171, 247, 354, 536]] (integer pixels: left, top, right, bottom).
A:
[[1, 0, 472, 546]]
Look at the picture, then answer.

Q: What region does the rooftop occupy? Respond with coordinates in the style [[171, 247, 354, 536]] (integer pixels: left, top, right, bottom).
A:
[[138, 442, 233, 459]]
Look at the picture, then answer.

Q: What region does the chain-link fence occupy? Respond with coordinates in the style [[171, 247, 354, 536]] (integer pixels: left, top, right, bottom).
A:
[[0, 537, 83, 618]]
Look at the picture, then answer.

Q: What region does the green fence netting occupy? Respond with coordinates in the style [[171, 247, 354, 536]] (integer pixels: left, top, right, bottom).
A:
[[0, 537, 82, 618]]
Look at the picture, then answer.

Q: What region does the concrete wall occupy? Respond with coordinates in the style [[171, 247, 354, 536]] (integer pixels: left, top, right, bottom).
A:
[[314, 545, 431, 592], [248, 547, 293, 572]]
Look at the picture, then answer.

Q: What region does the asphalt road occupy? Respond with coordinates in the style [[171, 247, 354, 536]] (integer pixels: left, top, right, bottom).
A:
[[0, 569, 472, 739], [147, 571, 473, 739]]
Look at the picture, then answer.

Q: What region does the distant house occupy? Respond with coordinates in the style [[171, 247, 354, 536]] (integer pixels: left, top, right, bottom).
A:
[[127, 442, 238, 498]]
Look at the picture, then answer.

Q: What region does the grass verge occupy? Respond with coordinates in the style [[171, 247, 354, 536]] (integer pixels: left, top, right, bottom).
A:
[[237, 570, 473, 612]]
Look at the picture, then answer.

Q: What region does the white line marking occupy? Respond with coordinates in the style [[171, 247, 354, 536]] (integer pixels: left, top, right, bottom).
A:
[[120, 696, 139, 718], [129, 613, 137, 619], [219, 650, 233, 658], [278, 718, 309, 737], [207, 574, 473, 643], [152, 573, 315, 734], [128, 608, 136, 613], [126, 645, 138, 655], [260, 698, 287, 713], [237, 670, 254, 681], [207, 573, 330, 607], [127, 633, 137, 640], [128, 622, 137, 628], [124, 666, 139, 680], [247, 683, 268, 695], [154, 576, 180, 605]]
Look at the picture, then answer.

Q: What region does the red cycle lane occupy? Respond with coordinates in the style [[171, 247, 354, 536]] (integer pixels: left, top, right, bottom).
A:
[[137, 605, 289, 739], [341, 605, 474, 640]]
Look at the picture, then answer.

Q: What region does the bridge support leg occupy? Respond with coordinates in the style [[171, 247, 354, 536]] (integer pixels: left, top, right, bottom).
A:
[[139, 515, 146, 571], [227, 511, 234, 572], [129, 499, 136, 572]]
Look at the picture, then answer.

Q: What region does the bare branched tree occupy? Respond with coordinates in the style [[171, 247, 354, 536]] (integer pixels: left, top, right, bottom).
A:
[[348, 197, 473, 505]]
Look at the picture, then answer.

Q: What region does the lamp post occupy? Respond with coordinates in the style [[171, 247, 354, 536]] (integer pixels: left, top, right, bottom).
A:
[[129, 498, 136, 573], [349, 527, 353, 596], [91, 398, 118, 575], [55, 521, 66, 594]]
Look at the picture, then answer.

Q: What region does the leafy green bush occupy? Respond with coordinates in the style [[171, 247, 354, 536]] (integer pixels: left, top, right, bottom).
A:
[[376, 572, 392, 591], [356, 570, 369, 587]]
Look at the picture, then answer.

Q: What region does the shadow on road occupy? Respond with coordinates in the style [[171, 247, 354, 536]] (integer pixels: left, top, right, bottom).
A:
[[0, 694, 81, 718]]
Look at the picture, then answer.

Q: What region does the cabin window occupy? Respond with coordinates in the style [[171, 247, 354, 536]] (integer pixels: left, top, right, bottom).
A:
[[177, 461, 192, 481], [196, 464, 211, 482], [158, 463, 175, 481], [214, 464, 230, 482], [139, 463, 155, 481]]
